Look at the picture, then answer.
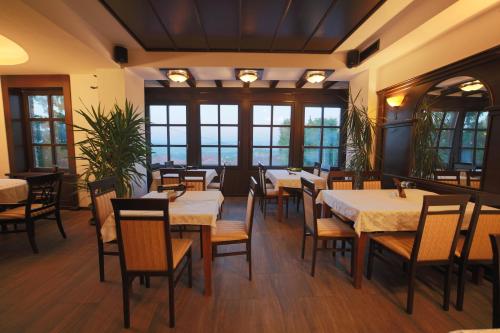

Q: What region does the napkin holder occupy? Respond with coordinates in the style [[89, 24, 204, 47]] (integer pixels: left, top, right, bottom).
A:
[[392, 178, 407, 198], [157, 184, 187, 202]]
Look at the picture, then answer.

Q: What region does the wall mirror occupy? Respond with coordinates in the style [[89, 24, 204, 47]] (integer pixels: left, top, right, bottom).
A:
[[411, 75, 491, 189]]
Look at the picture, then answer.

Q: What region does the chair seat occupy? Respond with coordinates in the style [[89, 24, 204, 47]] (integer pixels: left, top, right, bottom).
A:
[[212, 220, 248, 242], [0, 204, 56, 220], [172, 238, 192, 268], [317, 218, 356, 237], [371, 232, 416, 260], [265, 189, 290, 197], [207, 182, 220, 190]]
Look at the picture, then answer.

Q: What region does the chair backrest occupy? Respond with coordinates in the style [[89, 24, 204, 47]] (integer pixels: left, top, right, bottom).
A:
[[434, 170, 460, 185], [312, 162, 321, 176], [216, 164, 227, 192], [489, 234, 500, 328], [412, 194, 470, 262], [26, 172, 63, 215], [257, 163, 268, 196], [112, 198, 173, 273], [460, 193, 500, 261], [245, 177, 258, 238], [88, 177, 118, 232], [184, 170, 206, 191], [301, 177, 318, 234], [327, 170, 354, 190], [466, 171, 482, 189], [362, 171, 381, 190], [159, 168, 184, 186]]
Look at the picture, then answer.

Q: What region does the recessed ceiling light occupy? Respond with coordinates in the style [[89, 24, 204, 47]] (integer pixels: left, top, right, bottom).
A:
[[459, 80, 484, 92], [0, 34, 29, 65], [238, 69, 258, 83], [167, 69, 189, 83], [305, 70, 326, 84]]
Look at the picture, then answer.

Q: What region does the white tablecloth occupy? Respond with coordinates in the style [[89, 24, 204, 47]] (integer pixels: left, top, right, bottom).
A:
[[319, 189, 491, 235], [266, 169, 327, 190], [150, 169, 217, 191], [101, 190, 223, 243], [0, 179, 28, 204]]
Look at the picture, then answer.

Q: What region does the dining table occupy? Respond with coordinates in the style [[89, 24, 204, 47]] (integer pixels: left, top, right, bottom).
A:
[[0, 178, 28, 204], [150, 169, 218, 192], [319, 188, 493, 289], [100, 190, 224, 296], [266, 169, 327, 222]]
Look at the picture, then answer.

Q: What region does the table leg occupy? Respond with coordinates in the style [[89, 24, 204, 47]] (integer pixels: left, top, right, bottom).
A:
[[277, 186, 283, 222], [353, 232, 368, 289], [201, 225, 212, 296]]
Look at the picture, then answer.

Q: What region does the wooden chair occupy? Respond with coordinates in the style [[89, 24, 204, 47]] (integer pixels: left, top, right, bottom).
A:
[[366, 194, 470, 314], [312, 162, 321, 176], [489, 234, 500, 328], [207, 164, 226, 193], [88, 177, 120, 282], [327, 170, 354, 190], [455, 193, 500, 310], [362, 171, 382, 190], [159, 168, 184, 186], [0, 172, 65, 253], [111, 198, 192, 328], [257, 164, 289, 218], [184, 170, 206, 191], [466, 170, 482, 189], [212, 177, 257, 280], [301, 177, 357, 276], [434, 170, 460, 186]]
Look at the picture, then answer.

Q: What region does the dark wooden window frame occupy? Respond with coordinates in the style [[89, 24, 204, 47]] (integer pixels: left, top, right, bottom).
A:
[[431, 110, 458, 169], [459, 111, 488, 168]]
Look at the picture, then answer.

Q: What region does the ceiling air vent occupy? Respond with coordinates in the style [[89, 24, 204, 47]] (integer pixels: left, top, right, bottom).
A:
[[359, 39, 380, 63]]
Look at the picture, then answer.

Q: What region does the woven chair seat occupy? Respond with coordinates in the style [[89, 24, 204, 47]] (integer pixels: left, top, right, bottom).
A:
[[371, 232, 416, 260], [317, 218, 356, 237], [212, 220, 248, 242], [207, 182, 220, 190], [0, 204, 55, 220], [172, 239, 192, 268]]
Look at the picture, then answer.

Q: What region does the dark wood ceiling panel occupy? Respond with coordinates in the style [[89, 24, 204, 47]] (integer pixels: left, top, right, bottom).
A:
[[304, 0, 385, 52], [100, 0, 175, 50], [239, 0, 288, 51], [272, 0, 333, 52], [149, 0, 208, 50], [195, 0, 240, 50]]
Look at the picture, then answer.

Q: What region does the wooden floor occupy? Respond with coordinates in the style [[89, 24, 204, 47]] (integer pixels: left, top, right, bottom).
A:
[[0, 197, 493, 333]]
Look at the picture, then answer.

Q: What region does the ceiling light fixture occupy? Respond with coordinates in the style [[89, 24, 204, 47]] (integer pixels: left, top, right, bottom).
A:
[[237, 69, 258, 83], [459, 80, 484, 92], [167, 69, 189, 83], [306, 70, 326, 84]]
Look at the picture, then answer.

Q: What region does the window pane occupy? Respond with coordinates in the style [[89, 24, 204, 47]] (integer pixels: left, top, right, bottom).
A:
[[201, 147, 219, 165], [463, 112, 477, 129], [432, 111, 444, 126], [52, 96, 65, 118], [170, 147, 187, 165], [33, 146, 52, 168], [304, 128, 321, 146], [220, 126, 238, 145], [303, 148, 320, 166], [438, 149, 451, 165], [151, 146, 168, 164], [304, 107, 322, 126], [476, 149, 484, 167], [460, 149, 473, 164], [442, 112, 458, 128], [438, 130, 454, 147], [324, 107, 341, 126], [461, 130, 474, 148], [477, 112, 488, 129], [54, 121, 67, 144], [31, 121, 51, 144], [476, 130, 487, 148], [150, 126, 168, 145], [253, 105, 271, 125], [273, 106, 291, 125], [431, 130, 439, 146], [150, 105, 167, 124], [200, 104, 218, 124], [323, 128, 339, 147], [28, 96, 49, 118], [169, 105, 186, 124], [253, 148, 270, 166], [272, 127, 290, 146], [322, 148, 339, 168], [55, 146, 68, 169], [253, 127, 271, 146], [272, 148, 289, 166], [220, 105, 238, 124], [201, 126, 218, 145], [221, 147, 238, 165], [169, 126, 186, 145]]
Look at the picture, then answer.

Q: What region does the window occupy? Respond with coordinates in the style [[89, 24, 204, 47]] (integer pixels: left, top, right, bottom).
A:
[[460, 111, 488, 167], [303, 106, 342, 168], [431, 111, 458, 168], [252, 105, 291, 166], [148, 105, 187, 165], [200, 104, 239, 166], [26, 93, 68, 169]]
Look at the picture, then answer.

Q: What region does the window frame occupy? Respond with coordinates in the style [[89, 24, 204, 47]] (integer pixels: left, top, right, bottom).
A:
[[431, 110, 459, 169], [459, 111, 488, 168]]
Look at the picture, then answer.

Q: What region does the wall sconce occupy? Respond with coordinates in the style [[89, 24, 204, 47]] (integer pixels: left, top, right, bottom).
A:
[[386, 95, 405, 119]]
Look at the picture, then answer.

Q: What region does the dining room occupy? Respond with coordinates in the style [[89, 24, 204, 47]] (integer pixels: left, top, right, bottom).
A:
[[1, 1, 500, 332]]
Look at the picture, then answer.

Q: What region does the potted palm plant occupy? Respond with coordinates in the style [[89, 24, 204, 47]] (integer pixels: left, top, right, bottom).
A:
[[73, 100, 149, 197]]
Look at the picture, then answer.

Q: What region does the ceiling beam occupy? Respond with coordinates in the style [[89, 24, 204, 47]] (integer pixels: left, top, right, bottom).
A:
[[301, 0, 339, 51], [215, 80, 223, 88], [243, 82, 250, 88], [270, 80, 279, 88], [323, 81, 337, 89], [157, 80, 169, 88], [270, 0, 292, 51]]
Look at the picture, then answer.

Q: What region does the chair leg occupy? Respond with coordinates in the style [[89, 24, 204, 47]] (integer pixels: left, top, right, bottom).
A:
[[122, 275, 131, 328], [350, 238, 357, 277], [145, 274, 150, 288], [263, 200, 267, 218], [168, 275, 175, 328], [285, 198, 289, 218], [55, 210, 66, 238], [407, 263, 417, 314], [296, 195, 300, 212], [188, 249, 193, 288], [98, 242, 105, 282], [311, 237, 318, 277], [301, 226, 307, 259], [366, 240, 375, 279], [26, 220, 38, 254], [199, 227, 203, 259], [456, 261, 467, 311], [443, 263, 452, 311], [247, 242, 252, 281]]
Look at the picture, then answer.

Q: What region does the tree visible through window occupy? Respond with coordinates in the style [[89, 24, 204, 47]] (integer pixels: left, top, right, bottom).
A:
[[431, 111, 458, 169], [460, 111, 488, 167]]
